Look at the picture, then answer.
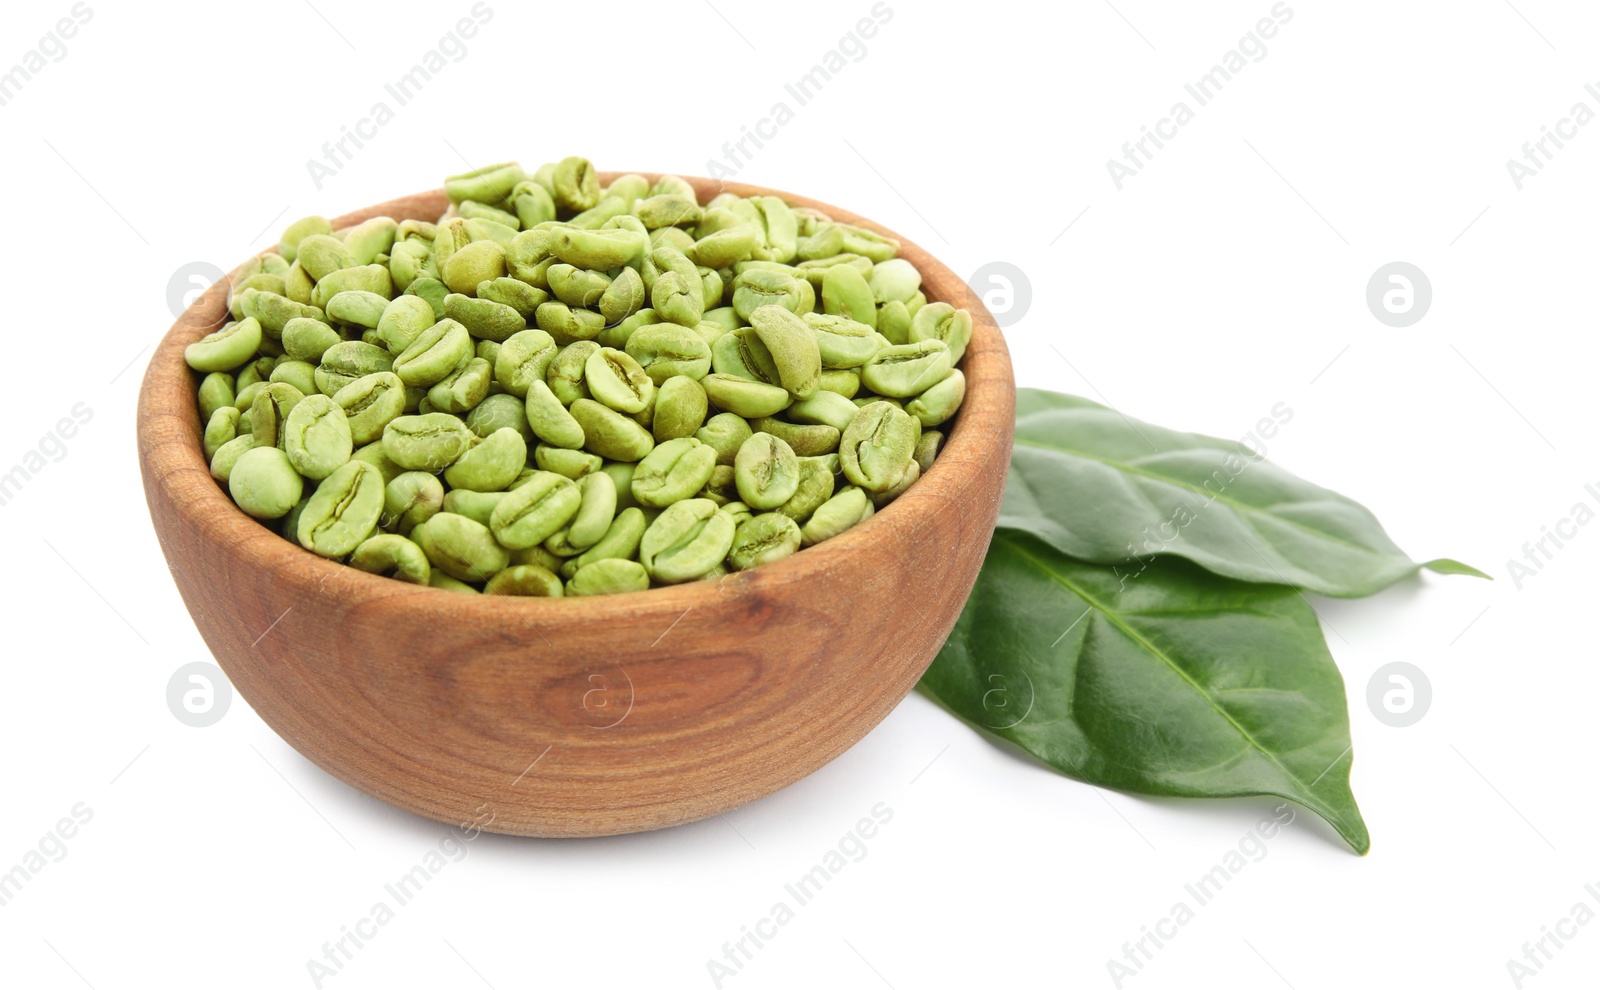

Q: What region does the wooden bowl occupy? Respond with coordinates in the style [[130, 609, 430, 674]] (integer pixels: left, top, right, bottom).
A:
[[137, 174, 1015, 837]]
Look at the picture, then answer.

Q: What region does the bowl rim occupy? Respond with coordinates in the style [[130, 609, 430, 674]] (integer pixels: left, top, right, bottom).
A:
[[137, 172, 1015, 618]]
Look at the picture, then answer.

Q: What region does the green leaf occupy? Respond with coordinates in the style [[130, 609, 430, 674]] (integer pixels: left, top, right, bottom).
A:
[[920, 531, 1371, 854], [1001, 389, 1487, 598]]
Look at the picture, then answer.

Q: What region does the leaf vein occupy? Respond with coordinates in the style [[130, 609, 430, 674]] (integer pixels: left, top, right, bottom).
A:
[[1012, 437, 1397, 562], [1003, 537, 1335, 809]]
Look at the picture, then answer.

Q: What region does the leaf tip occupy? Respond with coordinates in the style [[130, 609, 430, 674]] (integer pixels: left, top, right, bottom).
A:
[[1324, 808, 1371, 855], [1423, 558, 1492, 581]]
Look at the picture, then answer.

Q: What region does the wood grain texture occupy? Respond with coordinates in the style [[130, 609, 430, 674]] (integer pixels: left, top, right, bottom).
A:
[[137, 174, 1015, 837]]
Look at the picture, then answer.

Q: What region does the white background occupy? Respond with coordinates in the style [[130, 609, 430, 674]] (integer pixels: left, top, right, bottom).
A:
[[1, 1, 1595, 987]]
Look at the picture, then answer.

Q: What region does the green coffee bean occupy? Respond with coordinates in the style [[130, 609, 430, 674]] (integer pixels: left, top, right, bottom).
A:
[[547, 264, 610, 309], [477, 276, 549, 316], [584, 347, 654, 414], [867, 258, 921, 303], [280, 215, 332, 263], [733, 268, 811, 322], [908, 302, 973, 364], [821, 263, 877, 327], [702, 374, 791, 419], [210, 434, 256, 483], [651, 270, 703, 328], [392, 319, 472, 387], [440, 240, 507, 295], [635, 194, 701, 229], [384, 471, 444, 536], [755, 197, 799, 262], [600, 267, 646, 325], [198, 372, 236, 422], [914, 430, 942, 474], [429, 571, 480, 593], [907, 368, 966, 427], [632, 437, 718, 508], [734, 432, 800, 510], [605, 174, 650, 210], [344, 217, 398, 265], [494, 328, 559, 398], [786, 389, 860, 434], [546, 340, 599, 405], [297, 459, 385, 557], [534, 445, 603, 479], [229, 446, 303, 519], [694, 412, 753, 466], [283, 393, 353, 480], [713, 327, 780, 385], [775, 455, 837, 523], [239, 290, 325, 337], [552, 156, 601, 212], [751, 417, 840, 457], [389, 240, 435, 291], [796, 253, 873, 289], [639, 498, 736, 583], [554, 506, 639, 576], [652, 376, 708, 442], [567, 557, 649, 596], [235, 356, 276, 392], [509, 181, 556, 229], [229, 276, 286, 322], [595, 308, 654, 350], [464, 392, 531, 440], [297, 234, 356, 282], [414, 512, 510, 582], [728, 512, 802, 571], [326, 290, 391, 330], [625, 323, 712, 385], [749, 305, 821, 399], [541, 525, 588, 557], [520, 379, 584, 449], [876, 300, 911, 345], [484, 564, 564, 597], [459, 201, 521, 230], [382, 413, 479, 472], [840, 400, 920, 492], [570, 398, 655, 461], [688, 223, 759, 269], [490, 472, 581, 549], [269, 360, 317, 398], [315, 341, 393, 397], [805, 313, 885, 370], [548, 224, 648, 270], [250, 382, 303, 449], [443, 427, 526, 492], [860, 339, 952, 398], [801, 486, 870, 546], [568, 472, 617, 549], [349, 534, 431, 584], [444, 292, 527, 342], [426, 356, 493, 414], [870, 458, 920, 508], [445, 161, 525, 204], [185, 318, 263, 373], [311, 265, 393, 311], [331, 372, 405, 446], [817, 368, 861, 398], [441, 489, 509, 527], [510, 544, 567, 573], [204, 407, 239, 460]]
